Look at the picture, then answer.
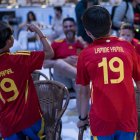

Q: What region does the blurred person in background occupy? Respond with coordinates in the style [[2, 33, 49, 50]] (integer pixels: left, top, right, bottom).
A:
[[48, 6, 64, 41], [119, 22, 140, 55], [18, 11, 41, 50], [18, 11, 37, 30], [75, 0, 99, 44], [132, 0, 140, 40], [119, 22, 140, 140], [111, 0, 134, 36], [43, 17, 87, 112]]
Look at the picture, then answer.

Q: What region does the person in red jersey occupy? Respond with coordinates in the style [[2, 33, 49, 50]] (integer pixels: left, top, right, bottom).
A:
[[119, 22, 140, 55], [43, 17, 86, 105], [0, 21, 54, 140], [76, 6, 140, 140]]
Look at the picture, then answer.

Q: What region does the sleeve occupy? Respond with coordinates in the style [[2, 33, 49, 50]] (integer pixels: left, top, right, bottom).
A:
[[135, 43, 140, 55], [113, 1, 134, 28], [132, 48, 140, 82], [51, 41, 57, 59], [76, 52, 90, 85], [28, 51, 45, 73]]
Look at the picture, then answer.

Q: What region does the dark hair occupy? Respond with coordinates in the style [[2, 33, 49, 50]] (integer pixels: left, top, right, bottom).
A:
[[120, 22, 134, 31], [87, 0, 99, 6], [82, 6, 111, 38], [63, 17, 76, 24], [54, 6, 62, 14], [0, 21, 13, 49], [27, 11, 36, 23]]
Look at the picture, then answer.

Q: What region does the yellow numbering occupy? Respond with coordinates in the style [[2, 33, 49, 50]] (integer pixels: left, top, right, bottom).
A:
[[0, 78, 19, 104], [98, 57, 124, 84]]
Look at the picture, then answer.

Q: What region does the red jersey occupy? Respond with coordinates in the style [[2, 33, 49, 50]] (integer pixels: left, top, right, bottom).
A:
[[76, 36, 140, 136], [0, 51, 44, 138], [51, 39, 83, 59], [131, 38, 140, 55]]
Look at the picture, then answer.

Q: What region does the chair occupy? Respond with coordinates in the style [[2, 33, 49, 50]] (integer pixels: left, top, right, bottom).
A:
[[49, 68, 77, 99], [78, 127, 85, 140], [135, 89, 140, 140], [78, 124, 88, 140], [31, 70, 48, 81], [34, 80, 70, 140]]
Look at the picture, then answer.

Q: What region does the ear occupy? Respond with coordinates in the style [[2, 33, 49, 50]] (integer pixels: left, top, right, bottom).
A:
[[5, 37, 13, 47], [85, 29, 94, 40], [5, 39, 11, 46]]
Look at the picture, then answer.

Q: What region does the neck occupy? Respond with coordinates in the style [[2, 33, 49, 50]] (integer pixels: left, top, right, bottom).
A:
[[66, 37, 75, 44], [56, 15, 62, 19], [0, 47, 10, 54]]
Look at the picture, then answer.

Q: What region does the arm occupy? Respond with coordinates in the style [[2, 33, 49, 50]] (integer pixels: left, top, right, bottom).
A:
[[18, 22, 27, 30], [27, 24, 54, 59], [136, 81, 140, 91], [63, 55, 78, 67], [113, 2, 134, 29], [75, 2, 85, 36], [77, 84, 90, 128], [43, 59, 56, 68]]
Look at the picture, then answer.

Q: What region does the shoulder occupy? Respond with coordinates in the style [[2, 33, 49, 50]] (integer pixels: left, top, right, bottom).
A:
[[75, 1, 86, 14], [79, 44, 92, 55], [10, 51, 43, 56], [132, 38, 140, 46], [53, 39, 65, 44], [75, 1, 85, 9], [51, 39, 65, 49], [119, 38, 134, 47], [11, 51, 31, 56]]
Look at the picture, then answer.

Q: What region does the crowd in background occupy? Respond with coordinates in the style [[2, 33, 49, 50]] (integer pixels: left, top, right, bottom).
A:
[[3, 0, 140, 52]]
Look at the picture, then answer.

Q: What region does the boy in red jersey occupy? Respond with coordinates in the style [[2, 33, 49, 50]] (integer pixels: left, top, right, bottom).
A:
[[76, 6, 140, 140], [119, 22, 140, 55], [0, 21, 54, 140]]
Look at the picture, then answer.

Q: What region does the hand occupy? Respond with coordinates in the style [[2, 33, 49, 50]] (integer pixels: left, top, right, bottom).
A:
[[27, 23, 44, 38], [64, 55, 78, 66], [27, 23, 39, 32], [77, 119, 89, 128]]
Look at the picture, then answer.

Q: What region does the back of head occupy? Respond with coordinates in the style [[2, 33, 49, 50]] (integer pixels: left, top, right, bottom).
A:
[[120, 22, 134, 31], [82, 5, 111, 38], [0, 21, 13, 49]]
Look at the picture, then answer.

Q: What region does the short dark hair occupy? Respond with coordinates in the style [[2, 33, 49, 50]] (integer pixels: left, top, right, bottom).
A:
[[120, 22, 134, 31], [82, 5, 111, 38], [0, 21, 13, 49], [87, 0, 99, 6], [54, 6, 62, 14], [63, 17, 76, 24]]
